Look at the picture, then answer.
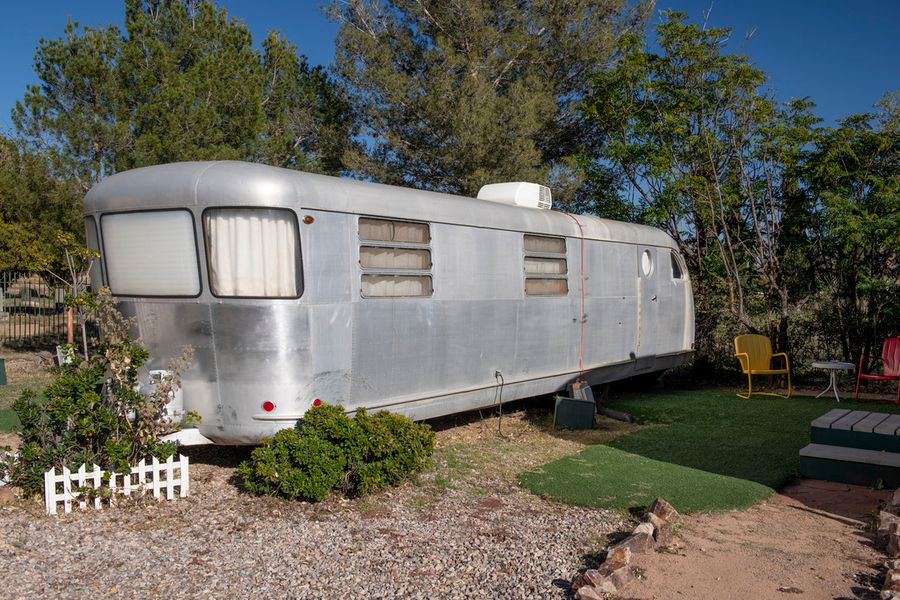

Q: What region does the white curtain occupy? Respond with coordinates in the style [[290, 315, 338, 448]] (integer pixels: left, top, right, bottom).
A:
[[359, 218, 430, 244], [360, 246, 431, 270], [205, 208, 299, 297], [362, 275, 432, 297], [524, 257, 567, 275], [524, 235, 566, 254]]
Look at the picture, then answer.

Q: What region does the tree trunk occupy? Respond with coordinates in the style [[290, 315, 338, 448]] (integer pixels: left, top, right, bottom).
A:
[[66, 307, 74, 345]]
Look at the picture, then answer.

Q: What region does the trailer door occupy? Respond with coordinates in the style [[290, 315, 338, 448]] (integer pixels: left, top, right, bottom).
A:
[[636, 247, 661, 364]]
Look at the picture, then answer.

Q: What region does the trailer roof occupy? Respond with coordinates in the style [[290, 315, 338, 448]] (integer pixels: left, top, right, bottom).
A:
[[84, 160, 676, 248]]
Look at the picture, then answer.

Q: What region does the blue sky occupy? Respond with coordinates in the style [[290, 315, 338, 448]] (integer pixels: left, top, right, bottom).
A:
[[0, 1, 897, 136]]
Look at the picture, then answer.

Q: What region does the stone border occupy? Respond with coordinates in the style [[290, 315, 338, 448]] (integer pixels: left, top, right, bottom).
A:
[[880, 489, 900, 599], [572, 498, 679, 599]]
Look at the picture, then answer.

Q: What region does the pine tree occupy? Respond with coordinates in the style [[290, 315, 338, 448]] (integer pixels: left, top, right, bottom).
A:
[[329, 0, 646, 201]]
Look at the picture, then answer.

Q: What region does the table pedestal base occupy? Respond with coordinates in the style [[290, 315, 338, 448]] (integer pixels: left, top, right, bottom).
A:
[[816, 371, 842, 402]]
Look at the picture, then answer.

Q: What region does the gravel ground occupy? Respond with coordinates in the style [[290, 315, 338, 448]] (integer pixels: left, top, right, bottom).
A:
[[0, 415, 628, 600]]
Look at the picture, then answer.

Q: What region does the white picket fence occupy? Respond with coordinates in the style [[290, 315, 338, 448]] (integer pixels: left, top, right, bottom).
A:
[[44, 454, 190, 515]]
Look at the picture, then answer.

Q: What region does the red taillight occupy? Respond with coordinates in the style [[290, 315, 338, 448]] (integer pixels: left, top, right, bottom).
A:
[[262, 401, 275, 412], [312, 398, 322, 407]]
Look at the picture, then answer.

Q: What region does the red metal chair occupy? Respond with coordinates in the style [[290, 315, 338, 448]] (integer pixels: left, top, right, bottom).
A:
[[855, 337, 900, 403]]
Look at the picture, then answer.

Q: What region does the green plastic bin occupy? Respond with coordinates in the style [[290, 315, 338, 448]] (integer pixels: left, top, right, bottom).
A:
[[553, 395, 595, 430]]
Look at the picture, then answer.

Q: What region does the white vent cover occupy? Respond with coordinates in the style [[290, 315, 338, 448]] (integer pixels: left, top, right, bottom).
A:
[[477, 182, 552, 210]]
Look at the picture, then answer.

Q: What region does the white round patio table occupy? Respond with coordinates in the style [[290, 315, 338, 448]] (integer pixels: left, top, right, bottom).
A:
[[812, 361, 855, 402]]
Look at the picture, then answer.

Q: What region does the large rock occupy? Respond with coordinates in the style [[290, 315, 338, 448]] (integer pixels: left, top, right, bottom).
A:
[[572, 569, 602, 591], [575, 585, 607, 600], [891, 487, 900, 508], [888, 526, 900, 559], [647, 497, 680, 523], [602, 562, 635, 590], [605, 544, 632, 565], [884, 569, 900, 592], [644, 511, 673, 545], [880, 514, 900, 552], [573, 564, 635, 598], [610, 528, 655, 555]]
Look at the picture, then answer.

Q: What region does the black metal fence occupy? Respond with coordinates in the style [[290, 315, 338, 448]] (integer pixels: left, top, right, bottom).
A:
[[0, 271, 69, 346]]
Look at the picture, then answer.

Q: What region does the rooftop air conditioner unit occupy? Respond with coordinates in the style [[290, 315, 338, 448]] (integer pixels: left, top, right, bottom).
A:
[[477, 182, 552, 210]]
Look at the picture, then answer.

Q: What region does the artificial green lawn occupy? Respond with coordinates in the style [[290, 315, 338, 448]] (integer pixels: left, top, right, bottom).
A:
[[519, 389, 900, 513]]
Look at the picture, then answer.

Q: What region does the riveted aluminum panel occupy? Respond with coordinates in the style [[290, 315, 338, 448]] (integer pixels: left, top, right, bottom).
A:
[[85, 161, 695, 444], [85, 161, 678, 247]]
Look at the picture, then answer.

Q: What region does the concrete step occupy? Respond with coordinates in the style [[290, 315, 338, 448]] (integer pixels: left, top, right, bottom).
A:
[[799, 443, 900, 488]]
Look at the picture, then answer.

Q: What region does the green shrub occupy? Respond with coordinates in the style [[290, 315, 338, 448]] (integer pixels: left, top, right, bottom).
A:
[[351, 410, 435, 495], [6, 289, 191, 497], [237, 429, 346, 501], [238, 403, 435, 501]]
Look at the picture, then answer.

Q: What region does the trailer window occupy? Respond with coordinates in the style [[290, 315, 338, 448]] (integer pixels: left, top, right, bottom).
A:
[[360, 218, 430, 244], [670, 251, 683, 279], [361, 275, 433, 297], [101, 210, 200, 297], [641, 249, 653, 277], [360, 247, 431, 270], [359, 217, 432, 297], [84, 217, 104, 287], [204, 208, 302, 298], [523, 234, 568, 296]]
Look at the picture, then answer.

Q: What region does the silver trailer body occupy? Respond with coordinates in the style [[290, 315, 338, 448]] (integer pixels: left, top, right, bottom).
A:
[[83, 161, 694, 444]]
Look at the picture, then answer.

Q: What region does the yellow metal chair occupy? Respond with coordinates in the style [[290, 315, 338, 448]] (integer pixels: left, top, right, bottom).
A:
[[734, 334, 792, 399]]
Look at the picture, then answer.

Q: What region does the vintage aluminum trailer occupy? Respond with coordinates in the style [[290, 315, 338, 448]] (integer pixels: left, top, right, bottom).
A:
[[83, 161, 694, 444]]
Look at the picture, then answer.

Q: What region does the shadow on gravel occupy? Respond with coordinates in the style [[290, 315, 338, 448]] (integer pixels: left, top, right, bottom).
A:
[[551, 577, 575, 599], [180, 444, 252, 469]]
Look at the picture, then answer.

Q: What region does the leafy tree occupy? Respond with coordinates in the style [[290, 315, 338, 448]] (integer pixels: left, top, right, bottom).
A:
[[257, 31, 354, 173], [7, 0, 351, 270], [583, 12, 820, 364], [12, 21, 126, 191], [807, 93, 900, 366], [120, 0, 265, 166], [329, 0, 647, 203], [0, 137, 82, 271]]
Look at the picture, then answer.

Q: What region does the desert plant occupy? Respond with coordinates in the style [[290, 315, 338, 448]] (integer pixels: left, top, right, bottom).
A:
[[239, 403, 435, 501]]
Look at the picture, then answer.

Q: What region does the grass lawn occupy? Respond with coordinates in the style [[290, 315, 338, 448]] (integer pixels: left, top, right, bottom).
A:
[[518, 389, 900, 513], [0, 350, 55, 433]]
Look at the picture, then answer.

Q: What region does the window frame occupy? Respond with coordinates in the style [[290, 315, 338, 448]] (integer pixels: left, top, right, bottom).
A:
[[523, 234, 569, 297], [358, 216, 434, 299], [670, 250, 685, 280], [201, 206, 304, 300], [84, 215, 105, 286], [100, 208, 203, 299], [640, 249, 654, 278]]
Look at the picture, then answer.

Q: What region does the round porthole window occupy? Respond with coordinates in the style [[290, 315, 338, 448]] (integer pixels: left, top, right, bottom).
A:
[[641, 249, 653, 276]]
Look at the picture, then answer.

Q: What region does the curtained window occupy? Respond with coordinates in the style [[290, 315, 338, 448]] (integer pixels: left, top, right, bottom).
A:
[[358, 217, 432, 297], [101, 210, 200, 296], [523, 234, 568, 296], [204, 208, 302, 298]]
